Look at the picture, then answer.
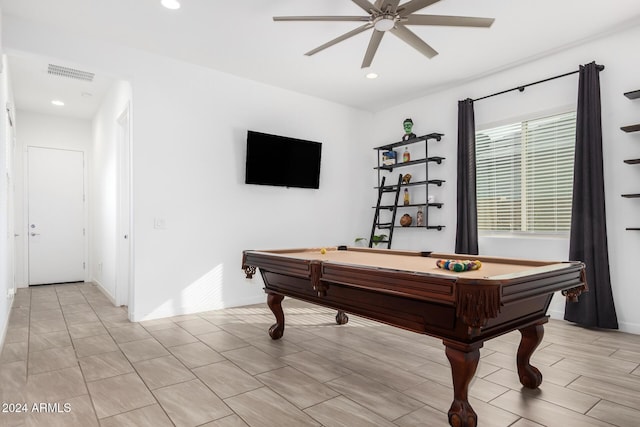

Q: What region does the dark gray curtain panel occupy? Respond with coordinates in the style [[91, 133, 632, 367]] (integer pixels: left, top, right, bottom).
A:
[[564, 62, 618, 329], [455, 98, 478, 255]]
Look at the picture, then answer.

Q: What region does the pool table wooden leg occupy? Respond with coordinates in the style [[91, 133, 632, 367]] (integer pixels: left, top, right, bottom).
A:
[[517, 321, 545, 388], [444, 342, 481, 427], [266, 292, 285, 340]]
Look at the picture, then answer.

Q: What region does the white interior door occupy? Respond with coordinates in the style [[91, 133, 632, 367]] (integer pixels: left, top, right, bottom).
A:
[[28, 147, 85, 285]]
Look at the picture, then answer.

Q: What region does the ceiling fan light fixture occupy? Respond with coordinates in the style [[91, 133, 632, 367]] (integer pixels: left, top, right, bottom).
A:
[[161, 0, 181, 10], [373, 15, 396, 31]]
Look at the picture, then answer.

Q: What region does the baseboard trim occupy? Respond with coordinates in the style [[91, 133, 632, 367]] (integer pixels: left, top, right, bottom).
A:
[[548, 308, 564, 321], [92, 280, 116, 306], [548, 308, 639, 335], [0, 295, 15, 355], [131, 294, 266, 322]]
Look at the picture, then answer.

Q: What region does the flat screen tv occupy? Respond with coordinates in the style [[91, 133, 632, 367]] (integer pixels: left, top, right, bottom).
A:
[[245, 130, 322, 189]]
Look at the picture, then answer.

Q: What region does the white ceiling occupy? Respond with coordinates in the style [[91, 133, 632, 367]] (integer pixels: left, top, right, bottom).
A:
[[8, 55, 114, 119], [3, 0, 640, 118]]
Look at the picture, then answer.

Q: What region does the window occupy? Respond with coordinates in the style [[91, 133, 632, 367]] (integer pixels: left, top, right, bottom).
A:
[[475, 111, 576, 234]]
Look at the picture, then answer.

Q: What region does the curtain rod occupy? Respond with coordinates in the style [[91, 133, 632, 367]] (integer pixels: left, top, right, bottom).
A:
[[471, 64, 605, 102]]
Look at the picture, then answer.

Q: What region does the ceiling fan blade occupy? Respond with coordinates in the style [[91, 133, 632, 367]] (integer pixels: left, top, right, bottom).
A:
[[274, 16, 370, 22], [305, 23, 373, 56], [375, 1, 401, 13], [390, 24, 438, 58], [361, 30, 385, 68], [397, 0, 441, 16], [351, 0, 379, 13], [405, 14, 495, 27]]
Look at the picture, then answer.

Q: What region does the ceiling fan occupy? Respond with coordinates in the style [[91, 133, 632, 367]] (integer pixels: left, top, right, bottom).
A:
[[274, 0, 494, 68]]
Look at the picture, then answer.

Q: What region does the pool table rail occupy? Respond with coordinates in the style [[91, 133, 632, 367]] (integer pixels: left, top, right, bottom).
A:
[[241, 248, 586, 340]]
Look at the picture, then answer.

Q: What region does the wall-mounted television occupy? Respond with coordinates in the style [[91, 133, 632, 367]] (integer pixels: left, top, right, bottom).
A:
[[245, 130, 322, 189]]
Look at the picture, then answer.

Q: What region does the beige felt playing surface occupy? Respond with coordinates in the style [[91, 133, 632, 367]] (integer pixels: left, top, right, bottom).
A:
[[263, 247, 567, 280]]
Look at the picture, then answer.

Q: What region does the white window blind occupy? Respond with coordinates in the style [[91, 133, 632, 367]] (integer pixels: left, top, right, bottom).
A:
[[475, 111, 576, 233]]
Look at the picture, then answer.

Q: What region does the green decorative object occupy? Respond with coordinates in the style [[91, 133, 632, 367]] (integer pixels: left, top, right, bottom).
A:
[[355, 235, 387, 247], [402, 118, 417, 141]]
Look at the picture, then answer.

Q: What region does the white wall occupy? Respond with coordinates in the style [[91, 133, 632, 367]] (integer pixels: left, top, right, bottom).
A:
[[13, 112, 92, 152], [3, 15, 373, 321], [130, 59, 371, 320], [12, 111, 92, 287], [372, 25, 640, 333], [90, 80, 132, 301], [0, 52, 15, 349]]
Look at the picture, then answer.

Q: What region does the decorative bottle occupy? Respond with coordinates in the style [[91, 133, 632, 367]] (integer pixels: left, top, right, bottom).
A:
[[417, 207, 424, 226], [403, 147, 410, 162], [404, 189, 410, 206]]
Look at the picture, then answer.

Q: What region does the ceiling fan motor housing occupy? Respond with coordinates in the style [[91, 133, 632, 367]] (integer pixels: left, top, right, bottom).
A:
[[372, 13, 398, 31]]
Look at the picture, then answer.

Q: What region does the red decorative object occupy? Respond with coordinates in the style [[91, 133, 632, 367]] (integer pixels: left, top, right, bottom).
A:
[[400, 214, 412, 227]]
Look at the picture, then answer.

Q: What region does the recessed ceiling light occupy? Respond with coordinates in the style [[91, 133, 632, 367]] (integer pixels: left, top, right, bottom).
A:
[[366, 73, 378, 79], [161, 0, 181, 10], [51, 100, 65, 106]]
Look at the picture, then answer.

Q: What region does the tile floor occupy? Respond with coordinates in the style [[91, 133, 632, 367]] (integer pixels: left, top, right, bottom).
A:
[[1, 282, 640, 426]]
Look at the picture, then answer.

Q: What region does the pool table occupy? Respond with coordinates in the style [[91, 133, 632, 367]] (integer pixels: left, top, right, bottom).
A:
[[242, 246, 586, 427]]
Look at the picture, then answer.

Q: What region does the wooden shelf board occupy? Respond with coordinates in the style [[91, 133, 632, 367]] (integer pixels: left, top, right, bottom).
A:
[[374, 133, 444, 150], [622, 194, 640, 198], [374, 156, 445, 170], [626, 228, 640, 231], [376, 203, 443, 209], [624, 90, 640, 100], [375, 179, 445, 190], [375, 158, 428, 170], [621, 124, 640, 133], [395, 225, 445, 230], [624, 159, 640, 164]]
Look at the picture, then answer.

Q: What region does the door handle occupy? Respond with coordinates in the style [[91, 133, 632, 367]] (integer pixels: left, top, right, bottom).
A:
[[30, 232, 40, 237]]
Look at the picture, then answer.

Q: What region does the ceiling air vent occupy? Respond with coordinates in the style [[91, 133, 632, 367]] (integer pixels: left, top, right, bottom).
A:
[[47, 64, 95, 82]]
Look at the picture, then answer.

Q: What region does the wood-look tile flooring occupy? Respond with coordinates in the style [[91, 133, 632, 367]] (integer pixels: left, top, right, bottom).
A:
[[1, 283, 639, 426]]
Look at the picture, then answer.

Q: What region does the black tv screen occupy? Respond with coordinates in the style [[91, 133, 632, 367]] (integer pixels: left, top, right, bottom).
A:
[[245, 131, 322, 189]]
